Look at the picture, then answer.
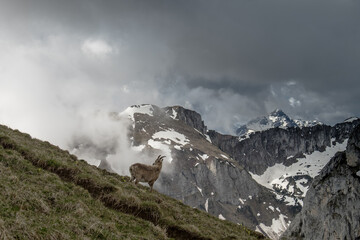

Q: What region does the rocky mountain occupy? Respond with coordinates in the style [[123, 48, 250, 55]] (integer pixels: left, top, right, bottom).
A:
[[236, 109, 323, 141], [117, 104, 294, 239], [209, 115, 360, 238], [282, 125, 360, 239]]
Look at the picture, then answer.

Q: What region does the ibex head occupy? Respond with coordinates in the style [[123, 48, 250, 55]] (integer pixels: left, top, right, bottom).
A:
[[153, 155, 165, 165]]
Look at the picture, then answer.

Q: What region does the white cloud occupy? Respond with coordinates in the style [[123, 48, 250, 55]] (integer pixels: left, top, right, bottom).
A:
[[270, 86, 277, 97], [122, 85, 130, 93], [289, 97, 301, 107], [81, 39, 114, 56], [286, 80, 297, 86]]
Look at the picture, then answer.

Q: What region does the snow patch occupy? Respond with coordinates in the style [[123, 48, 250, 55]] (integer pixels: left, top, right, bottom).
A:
[[132, 144, 145, 152], [174, 145, 182, 150], [218, 214, 226, 220], [120, 104, 154, 122], [283, 196, 296, 206], [250, 138, 348, 202], [169, 108, 178, 120], [205, 198, 209, 212], [196, 186, 203, 196], [344, 117, 359, 123], [221, 154, 229, 159], [256, 214, 289, 240], [239, 198, 246, 204], [193, 128, 212, 143], [152, 129, 189, 146], [205, 134, 212, 143], [199, 154, 209, 161], [238, 130, 255, 142]]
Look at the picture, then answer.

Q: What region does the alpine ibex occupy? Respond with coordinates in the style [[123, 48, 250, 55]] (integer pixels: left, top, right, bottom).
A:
[[129, 155, 165, 192]]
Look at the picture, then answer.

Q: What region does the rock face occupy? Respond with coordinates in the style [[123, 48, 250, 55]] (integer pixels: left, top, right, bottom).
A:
[[210, 121, 359, 176], [164, 106, 207, 134], [282, 126, 360, 239], [346, 124, 360, 167], [208, 120, 360, 208]]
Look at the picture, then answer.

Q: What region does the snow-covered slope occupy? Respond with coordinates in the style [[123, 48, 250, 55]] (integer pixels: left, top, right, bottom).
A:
[[250, 138, 348, 207], [209, 116, 360, 239], [236, 109, 322, 140], [344, 116, 360, 123], [120, 104, 154, 121]]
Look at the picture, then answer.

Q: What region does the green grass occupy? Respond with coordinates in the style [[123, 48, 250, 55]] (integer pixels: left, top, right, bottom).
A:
[[0, 125, 266, 240]]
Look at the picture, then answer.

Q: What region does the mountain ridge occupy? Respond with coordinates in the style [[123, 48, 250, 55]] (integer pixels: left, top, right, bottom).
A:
[[67, 104, 360, 239], [236, 109, 323, 140]]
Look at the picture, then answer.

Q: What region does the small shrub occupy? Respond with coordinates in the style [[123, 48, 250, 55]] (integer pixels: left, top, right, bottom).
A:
[[0, 135, 16, 150], [47, 159, 61, 168], [138, 201, 162, 224]]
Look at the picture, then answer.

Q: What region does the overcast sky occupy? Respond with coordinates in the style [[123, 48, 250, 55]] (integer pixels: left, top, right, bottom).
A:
[[0, 0, 359, 142]]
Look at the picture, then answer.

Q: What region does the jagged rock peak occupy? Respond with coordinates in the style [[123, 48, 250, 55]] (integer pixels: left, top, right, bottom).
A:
[[344, 116, 360, 123], [236, 109, 323, 137], [269, 108, 287, 116], [118, 104, 209, 137], [119, 104, 156, 121], [164, 106, 207, 135]]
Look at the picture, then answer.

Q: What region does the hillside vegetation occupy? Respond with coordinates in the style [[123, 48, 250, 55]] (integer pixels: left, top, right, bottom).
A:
[[0, 124, 265, 240]]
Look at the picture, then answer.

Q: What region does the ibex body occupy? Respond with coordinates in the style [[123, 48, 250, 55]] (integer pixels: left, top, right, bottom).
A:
[[129, 155, 165, 192]]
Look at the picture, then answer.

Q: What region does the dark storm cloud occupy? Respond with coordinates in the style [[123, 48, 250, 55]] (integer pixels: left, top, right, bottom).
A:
[[0, 0, 359, 137], [173, 0, 360, 91]]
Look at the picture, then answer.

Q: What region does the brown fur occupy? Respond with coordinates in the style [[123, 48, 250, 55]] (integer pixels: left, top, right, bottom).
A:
[[129, 155, 165, 192]]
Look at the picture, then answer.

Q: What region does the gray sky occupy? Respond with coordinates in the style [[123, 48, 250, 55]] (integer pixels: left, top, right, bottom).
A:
[[0, 0, 359, 140]]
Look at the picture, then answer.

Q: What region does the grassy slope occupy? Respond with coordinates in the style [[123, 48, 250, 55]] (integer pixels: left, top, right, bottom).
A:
[[0, 124, 266, 240]]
